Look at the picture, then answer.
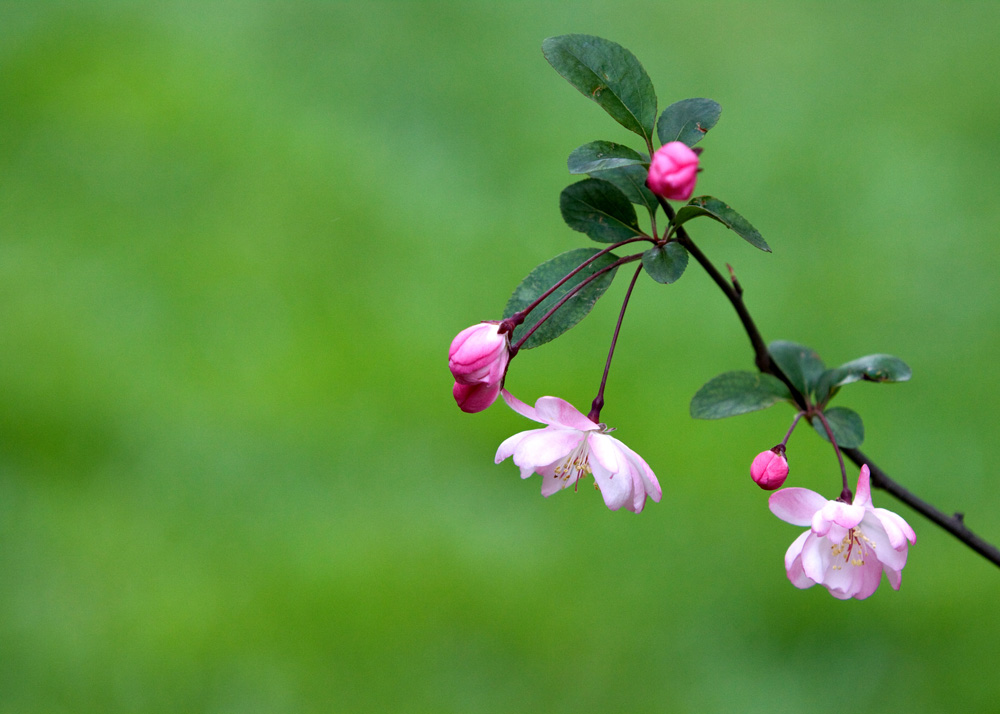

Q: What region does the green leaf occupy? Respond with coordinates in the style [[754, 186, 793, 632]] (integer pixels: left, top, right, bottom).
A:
[[503, 248, 620, 349], [816, 354, 913, 402], [542, 34, 657, 145], [642, 242, 688, 284], [560, 178, 643, 243], [587, 164, 659, 217], [768, 341, 825, 398], [812, 406, 865, 448], [568, 141, 647, 174], [656, 98, 722, 147], [672, 196, 771, 252], [690, 371, 792, 419]]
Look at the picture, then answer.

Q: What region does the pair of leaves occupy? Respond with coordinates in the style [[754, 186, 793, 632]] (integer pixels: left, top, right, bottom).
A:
[[770, 341, 912, 405], [688, 369, 866, 447], [503, 248, 620, 350], [691, 342, 911, 449]]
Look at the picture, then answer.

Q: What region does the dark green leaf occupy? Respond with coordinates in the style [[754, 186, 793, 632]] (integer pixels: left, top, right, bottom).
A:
[[568, 141, 647, 174], [673, 196, 771, 252], [656, 98, 722, 147], [690, 371, 792, 419], [812, 406, 864, 448], [769, 341, 826, 398], [542, 34, 657, 144], [587, 164, 659, 217], [503, 248, 620, 349], [560, 178, 643, 243], [816, 354, 913, 402], [642, 242, 688, 284]]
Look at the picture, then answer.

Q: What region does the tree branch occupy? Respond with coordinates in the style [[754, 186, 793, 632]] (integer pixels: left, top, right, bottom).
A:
[[658, 196, 1000, 569]]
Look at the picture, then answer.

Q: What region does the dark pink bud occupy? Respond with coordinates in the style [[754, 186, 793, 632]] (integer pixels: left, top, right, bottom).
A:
[[449, 322, 510, 386], [751, 447, 789, 490], [646, 141, 699, 201], [453, 380, 502, 413]]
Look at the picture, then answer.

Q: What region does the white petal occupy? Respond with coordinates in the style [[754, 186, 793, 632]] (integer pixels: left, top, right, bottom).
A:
[[873, 507, 916, 548], [769, 488, 828, 526], [495, 428, 537, 464], [800, 534, 833, 583], [611, 436, 662, 503], [862, 514, 907, 571], [588, 433, 627, 475], [590, 458, 631, 511], [511, 428, 583, 478]]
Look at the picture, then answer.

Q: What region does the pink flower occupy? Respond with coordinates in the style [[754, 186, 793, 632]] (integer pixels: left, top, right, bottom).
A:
[[751, 447, 788, 490], [769, 465, 916, 600], [494, 390, 661, 513], [646, 141, 699, 201], [449, 322, 510, 412]]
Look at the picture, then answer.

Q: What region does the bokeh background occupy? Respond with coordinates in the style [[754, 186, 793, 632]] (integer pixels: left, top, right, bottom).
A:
[[3, 2, 1000, 712]]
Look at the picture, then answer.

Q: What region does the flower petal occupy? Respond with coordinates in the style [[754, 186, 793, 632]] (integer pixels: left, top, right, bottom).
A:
[[501, 389, 539, 422], [861, 513, 908, 572], [785, 531, 816, 589], [611, 436, 662, 503], [769, 488, 828, 526], [512, 428, 583, 478], [800, 533, 833, 583], [590, 458, 631, 511], [534, 396, 600, 431], [873, 507, 916, 548], [854, 464, 872, 509], [495, 428, 537, 464]]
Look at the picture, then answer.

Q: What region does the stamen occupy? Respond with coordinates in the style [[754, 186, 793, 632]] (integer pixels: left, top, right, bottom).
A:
[[829, 527, 876, 570], [553, 440, 592, 488]]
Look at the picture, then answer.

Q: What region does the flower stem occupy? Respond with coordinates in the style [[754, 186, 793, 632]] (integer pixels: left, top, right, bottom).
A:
[[511, 253, 643, 354], [814, 409, 850, 500], [588, 262, 644, 423], [780, 412, 805, 448], [499, 237, 652, 335]]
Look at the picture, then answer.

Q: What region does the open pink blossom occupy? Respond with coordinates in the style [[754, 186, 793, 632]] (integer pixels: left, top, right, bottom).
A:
[[449, 322, 510, 412], [769, 465, 916, 600], [646, 141, 699, 201], [494, 390, 661, 513]]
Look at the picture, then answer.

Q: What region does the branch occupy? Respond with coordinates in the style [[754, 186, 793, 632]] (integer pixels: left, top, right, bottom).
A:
[[658, 196, 1000, 569]]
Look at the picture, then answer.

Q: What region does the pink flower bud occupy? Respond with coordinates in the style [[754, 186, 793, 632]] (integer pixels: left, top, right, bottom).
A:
[[751, 448, 789, 490], [646, 141, 699, 201], [449, 322, 510, 386], [453, 380, 502, 413]]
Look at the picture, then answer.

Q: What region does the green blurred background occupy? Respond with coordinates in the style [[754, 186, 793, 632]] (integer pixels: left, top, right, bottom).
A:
[[3, 2, 999, 712]]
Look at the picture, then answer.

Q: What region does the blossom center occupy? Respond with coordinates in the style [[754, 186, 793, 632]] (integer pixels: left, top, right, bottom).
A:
[[554, 439, 592, 485], [830, 527, 876, 569]]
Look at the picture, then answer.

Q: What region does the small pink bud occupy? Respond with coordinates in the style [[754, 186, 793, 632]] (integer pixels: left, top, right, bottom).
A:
[[449, 322, 510, 386], [751, 447, 789, 490], [453, 380, 502, 413], [646, 141, 699, 201]]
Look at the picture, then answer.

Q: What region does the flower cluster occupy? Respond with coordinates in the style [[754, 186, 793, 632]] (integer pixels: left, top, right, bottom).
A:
[[495, 390, 661, 513], [449, 33, 922, 600], [769, 465, 916, 599]]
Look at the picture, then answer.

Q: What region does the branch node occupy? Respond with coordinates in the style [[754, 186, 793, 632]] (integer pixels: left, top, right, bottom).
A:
[[726, 263, 744, 297]]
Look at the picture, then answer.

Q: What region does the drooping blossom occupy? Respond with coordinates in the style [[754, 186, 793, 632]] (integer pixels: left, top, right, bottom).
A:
[[750, 447, 789, 490], [768, 465, 916, 600], [646, 141, 699, 201], [494, 390, 661, 513], [449, 322, 510, 412]]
